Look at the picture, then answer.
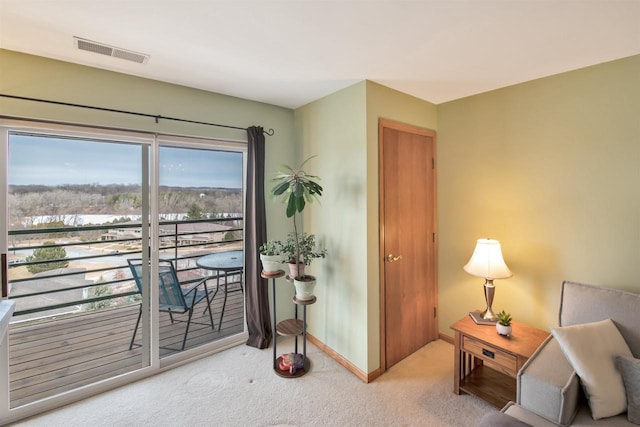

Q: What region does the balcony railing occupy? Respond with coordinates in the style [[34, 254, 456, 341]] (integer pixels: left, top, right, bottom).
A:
[[6, 216, 245, 408], [6, 216, 244, 320]]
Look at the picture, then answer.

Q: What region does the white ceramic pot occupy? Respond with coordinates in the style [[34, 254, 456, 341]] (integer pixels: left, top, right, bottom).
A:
[[293, 276, 316, 301], [260, 254, 282, 274], [496, 324, 512, 336]]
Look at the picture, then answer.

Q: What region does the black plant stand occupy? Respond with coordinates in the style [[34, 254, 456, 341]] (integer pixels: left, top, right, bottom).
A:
[[262, 270, 314, 378]]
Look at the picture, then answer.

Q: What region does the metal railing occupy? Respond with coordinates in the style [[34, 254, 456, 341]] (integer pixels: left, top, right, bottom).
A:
[[7, 217, 243, 320]]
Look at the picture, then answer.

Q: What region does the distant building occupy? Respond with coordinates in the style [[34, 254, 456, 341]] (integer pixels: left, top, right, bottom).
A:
[[100, 220, 233, 246]]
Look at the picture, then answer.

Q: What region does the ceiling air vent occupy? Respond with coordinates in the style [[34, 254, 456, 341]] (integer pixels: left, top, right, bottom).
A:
[[74, 37, 149, 64]]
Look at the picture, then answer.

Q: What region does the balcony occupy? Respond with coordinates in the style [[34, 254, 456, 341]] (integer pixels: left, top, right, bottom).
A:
[[6, 217, 245, 408]]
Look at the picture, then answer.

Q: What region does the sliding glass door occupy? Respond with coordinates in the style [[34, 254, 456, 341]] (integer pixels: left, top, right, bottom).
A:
[[1, 122, 247, 411]]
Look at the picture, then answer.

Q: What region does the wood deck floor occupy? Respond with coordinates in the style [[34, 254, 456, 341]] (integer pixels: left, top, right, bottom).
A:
[[8, 291, 244, 408]]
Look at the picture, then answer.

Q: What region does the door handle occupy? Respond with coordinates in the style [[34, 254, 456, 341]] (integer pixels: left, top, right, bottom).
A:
[[1, 253, 7, 297], [386, 254, 402, 263]]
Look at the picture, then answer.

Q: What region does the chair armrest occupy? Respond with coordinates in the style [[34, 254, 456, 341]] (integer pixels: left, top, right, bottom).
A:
[[181, 277, 212, 296], [517, 336, 580, 426]]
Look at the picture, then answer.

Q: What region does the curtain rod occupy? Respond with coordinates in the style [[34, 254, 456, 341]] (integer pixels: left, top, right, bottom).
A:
[[0, 94, 275, 136]]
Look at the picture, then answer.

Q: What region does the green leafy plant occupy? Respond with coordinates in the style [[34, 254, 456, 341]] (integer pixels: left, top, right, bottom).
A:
[[497, 310, 512, 327], [270, 156, 325, 280], [280, 232, 326, 266], [259, 240, 282, 256]]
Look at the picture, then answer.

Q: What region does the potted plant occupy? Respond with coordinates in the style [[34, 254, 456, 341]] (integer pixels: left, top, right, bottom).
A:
[[280, 232, 327, 278], [259, 240, 283, 274], [496, 310, 512, 336], [270, 156, 326, 300]]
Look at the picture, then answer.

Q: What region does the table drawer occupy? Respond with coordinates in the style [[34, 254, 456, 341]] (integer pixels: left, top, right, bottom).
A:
[[463, 336, 517, 375]]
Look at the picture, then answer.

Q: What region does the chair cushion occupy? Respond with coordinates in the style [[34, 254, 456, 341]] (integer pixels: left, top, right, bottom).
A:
[[503, 402, 563, 427], [552, 318, 633, 420], [616, 356, 640, 424], [477, 411, 532, 427]]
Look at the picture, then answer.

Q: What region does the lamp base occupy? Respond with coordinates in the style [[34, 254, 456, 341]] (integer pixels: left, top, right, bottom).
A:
[[469, 311, 497, 325]]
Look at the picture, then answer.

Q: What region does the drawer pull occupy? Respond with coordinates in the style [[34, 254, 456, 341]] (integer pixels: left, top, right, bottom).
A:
[[482, 348, 495, 359]]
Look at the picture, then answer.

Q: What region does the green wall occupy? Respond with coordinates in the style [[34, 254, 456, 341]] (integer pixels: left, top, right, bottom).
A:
[[294, 81, 437, 374], [437, 55, 640, 335], [294, 82, 369, 371], [296, 57, 639, 374], [0, 49, 297, 322]]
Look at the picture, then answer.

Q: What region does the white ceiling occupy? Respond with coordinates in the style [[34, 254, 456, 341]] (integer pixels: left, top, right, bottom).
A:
[[1, 0, 639, 109]]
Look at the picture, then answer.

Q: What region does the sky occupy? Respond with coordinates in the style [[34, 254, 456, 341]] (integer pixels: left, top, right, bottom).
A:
[[8, 134, 243, 188]]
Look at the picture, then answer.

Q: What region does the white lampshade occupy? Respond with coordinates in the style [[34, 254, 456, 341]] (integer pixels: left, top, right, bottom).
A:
[[463, 238, 512, 280]]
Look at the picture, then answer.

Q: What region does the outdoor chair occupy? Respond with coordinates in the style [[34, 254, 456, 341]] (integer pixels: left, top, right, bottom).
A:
[[127, 259, 215, 351]]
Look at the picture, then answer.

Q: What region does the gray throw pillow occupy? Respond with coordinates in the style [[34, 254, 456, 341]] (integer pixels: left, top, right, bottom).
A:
[[616, 356, 640, 425]]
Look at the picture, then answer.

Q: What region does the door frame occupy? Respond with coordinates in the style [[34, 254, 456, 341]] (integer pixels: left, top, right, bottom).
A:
[[378, 118, 438, 374]]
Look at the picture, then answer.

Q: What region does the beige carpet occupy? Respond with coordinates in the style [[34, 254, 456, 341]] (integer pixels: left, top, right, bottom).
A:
[[12, 339, 495, 426]]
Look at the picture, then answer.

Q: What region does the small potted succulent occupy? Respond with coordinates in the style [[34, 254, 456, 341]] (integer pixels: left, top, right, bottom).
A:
[[496, 310, 512, 336], [259, 240, 283, 274]]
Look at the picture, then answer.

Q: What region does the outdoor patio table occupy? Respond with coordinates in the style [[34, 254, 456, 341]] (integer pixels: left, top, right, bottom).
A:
[[196, 250, 243, 330]]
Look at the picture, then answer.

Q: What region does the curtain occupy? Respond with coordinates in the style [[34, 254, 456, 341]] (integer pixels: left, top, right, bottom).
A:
[[245, 126, 272, 349]]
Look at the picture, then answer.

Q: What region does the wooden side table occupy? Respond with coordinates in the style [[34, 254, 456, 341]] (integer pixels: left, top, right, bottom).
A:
[[450, 314, 549, 408]]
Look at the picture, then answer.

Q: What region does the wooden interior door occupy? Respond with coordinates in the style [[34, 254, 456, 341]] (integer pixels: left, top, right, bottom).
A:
[[379, 119, 438, 370]]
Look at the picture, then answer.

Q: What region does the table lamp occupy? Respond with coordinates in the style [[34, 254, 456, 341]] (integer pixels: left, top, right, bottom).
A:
[[464, 238, 512, 324]]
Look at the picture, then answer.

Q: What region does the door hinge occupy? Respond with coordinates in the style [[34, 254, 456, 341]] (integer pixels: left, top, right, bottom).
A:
[[432, 158, 435, 169], [433, 306, 437, 318], [432, 232, 435, 243]]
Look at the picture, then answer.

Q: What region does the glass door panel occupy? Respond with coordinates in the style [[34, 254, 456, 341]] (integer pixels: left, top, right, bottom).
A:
[[156, 144, 245, 358], [4, 131, 150, 408]]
